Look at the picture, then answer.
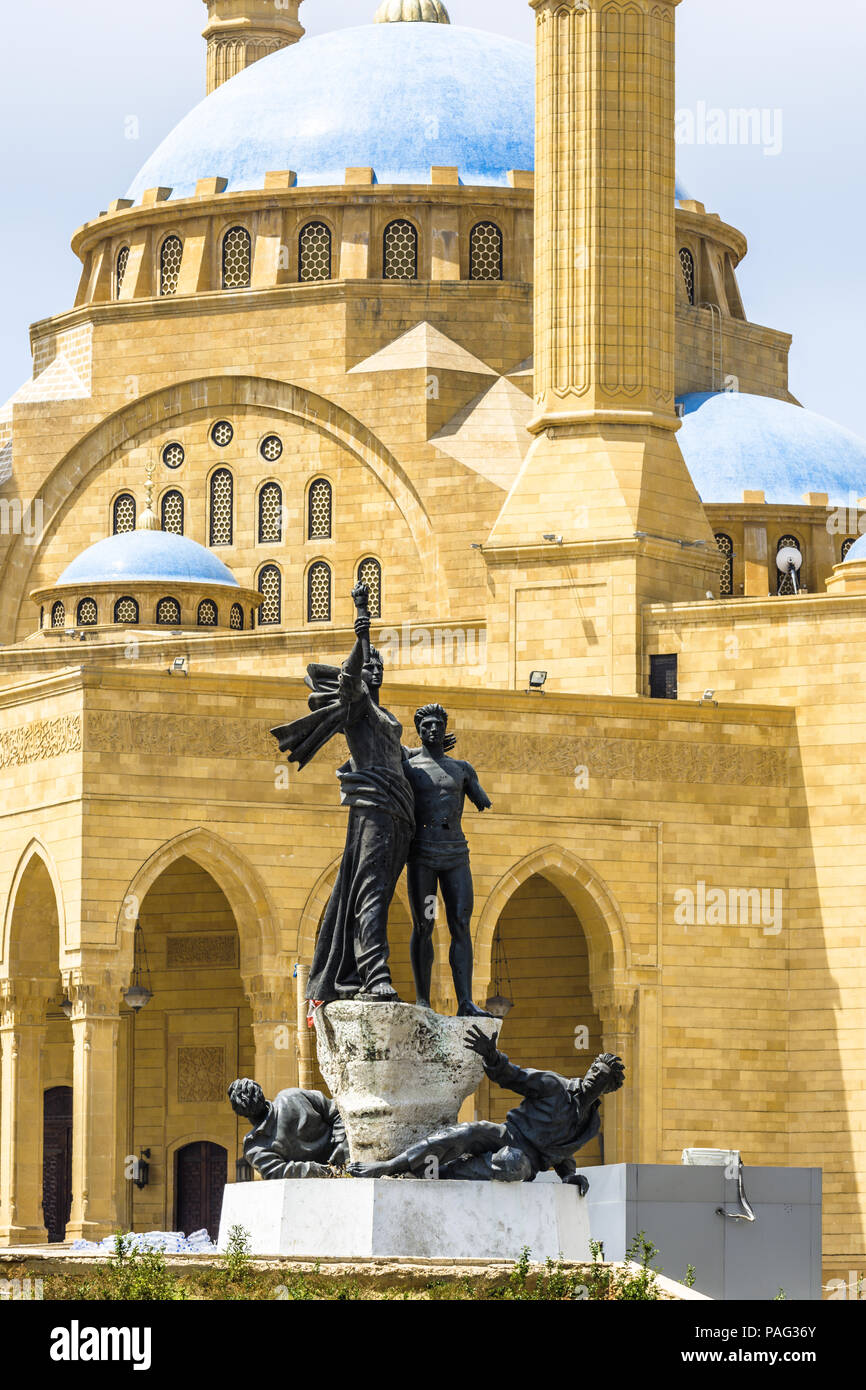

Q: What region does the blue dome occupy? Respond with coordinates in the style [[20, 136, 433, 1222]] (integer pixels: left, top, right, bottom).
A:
[[677, 392, 866, 506], [128, 23, 688, 200], [56, 531, 241, 588], [843, 535, 866, 564]]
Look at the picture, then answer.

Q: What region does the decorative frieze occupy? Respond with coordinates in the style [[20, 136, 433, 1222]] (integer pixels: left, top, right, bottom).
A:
[[177, 1046, 226, 1104], [166, 934, 237, 969], [0, 715, 82, 770]]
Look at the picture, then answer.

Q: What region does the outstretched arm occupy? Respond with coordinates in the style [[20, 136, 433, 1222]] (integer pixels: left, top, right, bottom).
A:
[[465, 1025, 556, 1098], [464, 764, 492, 813]]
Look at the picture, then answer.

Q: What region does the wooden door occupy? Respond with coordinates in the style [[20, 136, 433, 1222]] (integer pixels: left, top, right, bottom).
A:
[[43, 1086, 73, 1243], [174, 1141, 227, 1242]]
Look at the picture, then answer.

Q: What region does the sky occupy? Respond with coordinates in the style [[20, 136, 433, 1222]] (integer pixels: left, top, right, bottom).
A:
[[0, 0, 864, 434]]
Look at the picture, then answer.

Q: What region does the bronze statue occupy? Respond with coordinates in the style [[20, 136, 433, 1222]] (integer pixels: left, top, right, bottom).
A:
[[228, 1078, 348, 1179], [404, 703, 492, 1016], [347, 1029, 624, 1187], [271, 584, 414, 1004]]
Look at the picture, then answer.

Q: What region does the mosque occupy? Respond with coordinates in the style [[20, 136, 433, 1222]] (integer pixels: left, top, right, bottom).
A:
[[0, 0, 864, 1288]]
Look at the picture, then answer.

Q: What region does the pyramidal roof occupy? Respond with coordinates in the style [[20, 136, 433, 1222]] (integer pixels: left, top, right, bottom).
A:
[[349, 322, 496, 377], [430, 377, 534, 489]]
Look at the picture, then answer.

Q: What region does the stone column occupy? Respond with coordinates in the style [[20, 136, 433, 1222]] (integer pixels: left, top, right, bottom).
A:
[[594, 985, 637, 1167], [63, 973, 123, 1244], [249, 973, 297, 1098], [295, 963, 316, 1090], [0, 980, 55, 1245]]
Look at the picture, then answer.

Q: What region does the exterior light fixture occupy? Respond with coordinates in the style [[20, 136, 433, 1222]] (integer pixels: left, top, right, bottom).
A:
[[470, 543, 483, 550], [543, 533, 563, 544], [123, 920, 153, 1013], [131, 1149, 151, 1189], [168, 656, 189, 676], [235, 1157, 254, 1183], [485, 932, 514, 1019], [528, 670, 548, 691]]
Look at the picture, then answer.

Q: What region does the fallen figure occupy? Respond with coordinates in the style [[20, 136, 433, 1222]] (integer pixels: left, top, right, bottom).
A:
[[228, 1078, 349, 1179], [347, 1026, 624, 1192]]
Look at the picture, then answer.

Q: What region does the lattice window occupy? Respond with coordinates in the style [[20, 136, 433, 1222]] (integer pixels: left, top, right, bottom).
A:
[[679, 247, 696, 305], [470, 222, 503, 281], [842, 537, 857, 561], [197, 599, 218, 627], [777, 535, 802, 595], [162, 441, 184, 469], [383, 220, 418, 280], [308, 478, 332, 539], [112, 493, 136, 535], [258, 482, 283, 543], [229, 603, 244, 631], [156, 596, 181, 626], [357, 557, 382, 619], [257, 564, 282, 626], [160, 235, 183, 297], [161, 489, 184, 536], [307, 561, 331, 623], [115, 246, 130, 298], [714, 533, 734, 597], [299, 222, 332, 282], [76, 598, 98, 627], [260, 435, 283, 462], [211, 420, 234, 448], [222, 226, 252, 289], [51, 601, 65, 629], [209, 468, 233, 546], [114, 596, 139, 624]]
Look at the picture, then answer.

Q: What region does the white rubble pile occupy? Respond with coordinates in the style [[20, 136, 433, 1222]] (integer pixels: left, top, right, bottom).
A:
[[70, 1229, 216, 1254]]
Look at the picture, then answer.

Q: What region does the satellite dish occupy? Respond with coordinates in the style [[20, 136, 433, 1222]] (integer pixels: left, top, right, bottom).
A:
[[776, 546, 802, 575]]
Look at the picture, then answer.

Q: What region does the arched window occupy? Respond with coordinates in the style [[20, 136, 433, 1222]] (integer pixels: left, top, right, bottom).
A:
[[777, 535, 802, 596], [112, 493, 136, 535], [257, 564, 282, 626], [308, 478, 332, 540], [679, 247, 696, 305], [383, 219, 418, 280], [299, 222, 332, 282], [714, 533, 734, 597], [161, 489, 184, 536], [258, 481, 283, 543], [76, 598, 98, 627], [229, 603, 244, 632], [222, 226, 252, 289], [115, 246, 130, 299], [114, 596, 139, 624], [156, 596, 181, 626], [470, 222, 503, 281], [307, 561, 331, 623], [197, 598, 218, 627], [357, 557, 382, 619], [209, 468, 233, 546], [51, 600, 65, 629], [842, 537, 857, 561], [160, 235, 183, 297]]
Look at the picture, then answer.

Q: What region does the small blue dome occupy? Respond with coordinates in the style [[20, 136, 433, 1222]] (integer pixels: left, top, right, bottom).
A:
[[128, 23, 689, 200], [56, 531, 241, 588], [677, 392, 866, 506], [843, 535, 866, 564]]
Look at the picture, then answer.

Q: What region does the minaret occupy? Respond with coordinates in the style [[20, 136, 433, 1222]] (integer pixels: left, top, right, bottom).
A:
[[487, 0, 720, 696], [202, 0, 305, 94]]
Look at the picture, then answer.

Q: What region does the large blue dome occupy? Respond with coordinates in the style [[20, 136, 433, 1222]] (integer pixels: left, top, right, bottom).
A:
[[57, 531, 241, 588], [129, 23, 687, 200], [677, 392, 866, 506]]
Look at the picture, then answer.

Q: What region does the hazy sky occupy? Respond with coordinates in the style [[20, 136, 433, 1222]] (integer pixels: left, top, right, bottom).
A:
[[1, 0, 864, 434]]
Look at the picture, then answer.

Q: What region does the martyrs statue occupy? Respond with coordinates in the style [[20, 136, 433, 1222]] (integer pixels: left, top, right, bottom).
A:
[[347, 1028, 625, 1187], [404, 702, 492, 1016], [228, 1078, 348, 1179]]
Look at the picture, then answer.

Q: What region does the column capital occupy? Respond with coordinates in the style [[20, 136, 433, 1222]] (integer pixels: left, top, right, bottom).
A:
[[0, 977, 57, 1028], [61, 969, 124, 1021]]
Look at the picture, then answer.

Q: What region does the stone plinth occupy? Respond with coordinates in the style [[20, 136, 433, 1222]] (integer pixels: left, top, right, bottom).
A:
[[313, 1001, 498, 1160], [218, 1178, 591, 1262]]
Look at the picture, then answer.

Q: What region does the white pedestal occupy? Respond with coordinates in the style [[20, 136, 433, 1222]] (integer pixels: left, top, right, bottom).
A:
[[218, 1178, 591, 1262]]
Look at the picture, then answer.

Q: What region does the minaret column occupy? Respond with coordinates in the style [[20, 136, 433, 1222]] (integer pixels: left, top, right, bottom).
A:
[[202, 1, 305, 94]]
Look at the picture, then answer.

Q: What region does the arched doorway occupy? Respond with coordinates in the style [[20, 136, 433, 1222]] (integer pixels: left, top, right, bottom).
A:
[[480, 875, 605, 1165], [42, 1086, 73, 1243], [174, 1142, 227, 1242]]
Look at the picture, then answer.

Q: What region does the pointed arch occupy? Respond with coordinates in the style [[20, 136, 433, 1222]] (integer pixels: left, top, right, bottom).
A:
[[295, 855, 412, 963], [473, 844, 631, 1009], [1, 838, 66, 977], [114, 829, 281, 983]]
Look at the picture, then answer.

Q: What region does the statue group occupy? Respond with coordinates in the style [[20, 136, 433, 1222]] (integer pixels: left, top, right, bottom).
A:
[[230, 585, 624, 1190]]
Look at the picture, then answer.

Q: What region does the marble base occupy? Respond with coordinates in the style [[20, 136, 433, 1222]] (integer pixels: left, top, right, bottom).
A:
[[218, 1178, 591, 1262], [313, 1001, 499, 1160]]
